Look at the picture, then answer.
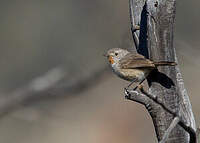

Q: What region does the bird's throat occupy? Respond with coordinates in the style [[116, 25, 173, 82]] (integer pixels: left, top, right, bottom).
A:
[[109, 56, 114, 64]]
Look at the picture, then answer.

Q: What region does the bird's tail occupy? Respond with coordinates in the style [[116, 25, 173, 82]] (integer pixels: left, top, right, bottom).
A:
[[154, 61, 177, 66]]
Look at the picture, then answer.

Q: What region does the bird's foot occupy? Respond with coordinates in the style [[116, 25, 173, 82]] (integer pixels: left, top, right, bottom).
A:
[[124, 87, 131, 99]]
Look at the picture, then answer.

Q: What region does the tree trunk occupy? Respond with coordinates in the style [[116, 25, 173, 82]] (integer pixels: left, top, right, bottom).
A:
[[129, 0, 197, 142]]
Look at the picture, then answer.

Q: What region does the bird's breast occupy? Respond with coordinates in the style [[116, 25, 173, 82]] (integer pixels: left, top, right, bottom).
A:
[[111, 65, 150, 82]]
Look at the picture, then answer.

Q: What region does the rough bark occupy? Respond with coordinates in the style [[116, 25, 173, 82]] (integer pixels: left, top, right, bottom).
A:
[[129, 0, 196, 142]]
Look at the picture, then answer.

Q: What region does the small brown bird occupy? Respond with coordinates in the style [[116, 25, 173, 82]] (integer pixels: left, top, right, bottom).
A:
[[104, 48, 176, 89]]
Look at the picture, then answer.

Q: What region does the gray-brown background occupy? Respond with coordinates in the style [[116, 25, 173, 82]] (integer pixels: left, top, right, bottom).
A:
[[0, 0, 199, 143]]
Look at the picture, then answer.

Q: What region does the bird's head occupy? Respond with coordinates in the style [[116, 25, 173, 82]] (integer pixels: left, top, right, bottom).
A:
[[104, 48, 129, 65]]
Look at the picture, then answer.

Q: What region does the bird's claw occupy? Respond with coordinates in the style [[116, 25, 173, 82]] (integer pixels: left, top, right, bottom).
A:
[[138, 84, 143, 90], [124, 88, 131, 99]]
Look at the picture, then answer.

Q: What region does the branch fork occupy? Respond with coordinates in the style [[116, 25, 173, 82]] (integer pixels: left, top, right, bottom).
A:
[[124, 86, 197, 143]]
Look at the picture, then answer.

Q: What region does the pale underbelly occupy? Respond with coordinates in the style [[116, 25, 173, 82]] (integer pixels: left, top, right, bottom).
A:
[[114, 68, 151, 82]]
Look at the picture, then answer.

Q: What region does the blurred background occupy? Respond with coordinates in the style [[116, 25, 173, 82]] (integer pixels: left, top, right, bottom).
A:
[[0, 0, 199, 143]]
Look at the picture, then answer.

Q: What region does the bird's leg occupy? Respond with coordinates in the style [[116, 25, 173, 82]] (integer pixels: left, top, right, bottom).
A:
[[126, 79, 137, 89], [133, 78, 146, 90], [126, 78, 145, 91]]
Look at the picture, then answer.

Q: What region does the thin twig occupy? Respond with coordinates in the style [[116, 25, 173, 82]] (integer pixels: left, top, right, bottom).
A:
[[129, 0, 139, 49]]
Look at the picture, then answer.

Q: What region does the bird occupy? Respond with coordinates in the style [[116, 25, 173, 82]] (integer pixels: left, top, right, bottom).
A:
[[104, 48, 177, 90]]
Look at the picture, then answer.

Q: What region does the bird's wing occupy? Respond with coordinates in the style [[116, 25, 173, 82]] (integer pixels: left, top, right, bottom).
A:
[[119, 53, 155, 69]]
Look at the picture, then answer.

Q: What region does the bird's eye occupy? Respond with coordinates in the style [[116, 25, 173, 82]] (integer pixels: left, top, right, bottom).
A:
[[115, 52, 118, 56]]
